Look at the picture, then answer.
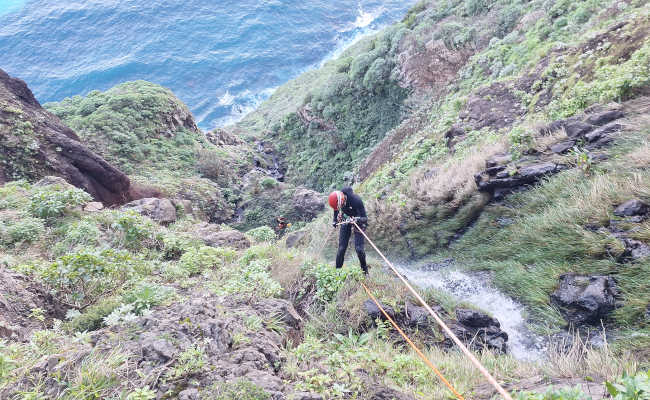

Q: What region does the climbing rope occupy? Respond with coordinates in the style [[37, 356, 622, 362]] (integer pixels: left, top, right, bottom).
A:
[[344, 219, 514, 400], [361, 281, 465, 400]]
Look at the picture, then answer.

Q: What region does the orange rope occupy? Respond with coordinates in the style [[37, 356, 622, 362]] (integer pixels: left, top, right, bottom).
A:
[[346, 219, 513, 400], [361, 282, 465, 400]]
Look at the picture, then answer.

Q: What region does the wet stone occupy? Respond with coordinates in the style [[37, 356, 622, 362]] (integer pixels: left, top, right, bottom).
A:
[[614, 199, 649, 217], [550, 140, 575, 154], [364, 300, 395, 322]]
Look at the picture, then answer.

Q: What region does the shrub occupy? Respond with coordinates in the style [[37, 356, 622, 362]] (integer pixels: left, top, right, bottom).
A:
[[64, 298, 122, 332], [1, 217, 44, 246], [179, 246, 236, 275], [464, 0, 493, 16], [605, 370, 650, 400], [246, 226, 276, 242], [161, 232, 195, 260], [213, 258, 283, 298], [260, 177, 278, 189], [29, 186, 92, 219], [53, 219, 101, 255], [121, 282, 175, 314], [210, 379, 271, 400], [40, 249, 143, 308], [303, 262, 363, 303], [514, 387, 590, 399], [110, 211, 157, 250]]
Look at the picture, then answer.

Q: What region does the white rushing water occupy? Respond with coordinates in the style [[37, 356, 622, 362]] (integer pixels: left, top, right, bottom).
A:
[[397, 265, 546, 360]]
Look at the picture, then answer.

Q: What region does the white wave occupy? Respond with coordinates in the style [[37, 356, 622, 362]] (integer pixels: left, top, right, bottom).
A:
[[217, 90, 235, 106], [204, 86, 278, 128], [353, 3, 376, 29]]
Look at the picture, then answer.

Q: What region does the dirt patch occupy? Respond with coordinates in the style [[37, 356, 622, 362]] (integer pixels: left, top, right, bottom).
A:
[[0, 267, 65, 341], [459, 82, 527, 131]]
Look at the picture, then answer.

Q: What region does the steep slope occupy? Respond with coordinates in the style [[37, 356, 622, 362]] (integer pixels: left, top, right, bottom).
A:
[[0, 69, 131, 204], [45, 82, 325, 229]]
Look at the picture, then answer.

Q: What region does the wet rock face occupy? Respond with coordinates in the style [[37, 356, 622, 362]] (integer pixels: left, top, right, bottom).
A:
[[0, 69, 131, 205], [551, 274, 619, 326], [474, 161, 561, 197], [362, 300, 508, 353], [474, 103, 625, 201], [121, 197, 177, 224], [451, 308, 508, 353]]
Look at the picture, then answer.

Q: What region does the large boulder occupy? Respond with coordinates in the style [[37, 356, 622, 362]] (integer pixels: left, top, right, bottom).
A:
[[0, 69, 130, 205], [292, 188, 324, 219], [121, 197, 177, 224], [550, 274, 619, 325]]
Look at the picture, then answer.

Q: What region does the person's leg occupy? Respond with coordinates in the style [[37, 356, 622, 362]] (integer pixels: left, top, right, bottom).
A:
[[354, 228, 368, 274], [336, 224, 351, 269]]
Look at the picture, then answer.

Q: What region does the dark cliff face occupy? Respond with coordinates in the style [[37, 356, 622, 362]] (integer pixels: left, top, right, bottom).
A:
[[0, 69, 131, 205]]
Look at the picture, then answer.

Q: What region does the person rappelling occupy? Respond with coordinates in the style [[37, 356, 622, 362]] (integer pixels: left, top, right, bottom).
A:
[[328, 187, 369, 274]]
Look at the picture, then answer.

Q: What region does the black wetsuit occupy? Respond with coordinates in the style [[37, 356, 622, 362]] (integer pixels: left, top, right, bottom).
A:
[[333, 187, 368, 273]]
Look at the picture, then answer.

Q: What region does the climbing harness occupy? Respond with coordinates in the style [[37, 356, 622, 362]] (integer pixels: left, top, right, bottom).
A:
[[334, 218, 513, 400], [361, 281, 465, 400]]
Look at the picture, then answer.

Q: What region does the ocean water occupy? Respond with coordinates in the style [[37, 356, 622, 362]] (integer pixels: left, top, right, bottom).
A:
[[0, 0, 417, 130]]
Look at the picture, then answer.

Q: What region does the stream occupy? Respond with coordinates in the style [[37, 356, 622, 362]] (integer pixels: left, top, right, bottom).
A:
[[397, 263, 547, 361]]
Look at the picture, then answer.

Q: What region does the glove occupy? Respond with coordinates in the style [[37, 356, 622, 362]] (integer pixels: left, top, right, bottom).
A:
[[332, 222, 338, 228]]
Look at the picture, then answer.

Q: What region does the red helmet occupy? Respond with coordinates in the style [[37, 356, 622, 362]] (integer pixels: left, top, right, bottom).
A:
[[328, 191, 345, 210]]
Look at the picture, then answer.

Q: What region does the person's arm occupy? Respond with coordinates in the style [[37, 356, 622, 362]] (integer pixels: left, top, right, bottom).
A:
[[357, 199, 368, 227], [333, 209, 339, 227]]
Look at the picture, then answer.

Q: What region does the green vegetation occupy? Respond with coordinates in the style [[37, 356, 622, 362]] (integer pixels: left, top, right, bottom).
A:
[[44, 82, 206, 176]]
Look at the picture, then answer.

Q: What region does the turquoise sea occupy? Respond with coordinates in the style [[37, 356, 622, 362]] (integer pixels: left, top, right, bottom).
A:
[[0, 0, 416, 129]]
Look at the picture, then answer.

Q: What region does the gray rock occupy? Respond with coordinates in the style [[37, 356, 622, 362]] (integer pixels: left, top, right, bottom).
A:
[[549, 140, 575, 154], [485, 153, 513, 168], [585, 110, 624, 126], [202, 230, 251, 250], [292, 188, 324, 219], [645, 304, 650, 322], [285, 230, 309, 248], [83, 201, 104, 212], [405, 302, 430, 327], [371, 386, 416, 400], [622, 239, 650, 260], [456, 308, 500, 328], [364, 300, 395, 322], [290, 392, 323, 400], [121, 197, 177, 224], [564, 121, 595, 138], [178, 388, 200, 400], [614, 199, 649, 217], [252, 299, 303, 329], [585, 122, 622, 142], [476, 162, 560, 192], [34, 176, 72, 188], [550, 274, 619, 325], [141, 338, 176, 363]]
